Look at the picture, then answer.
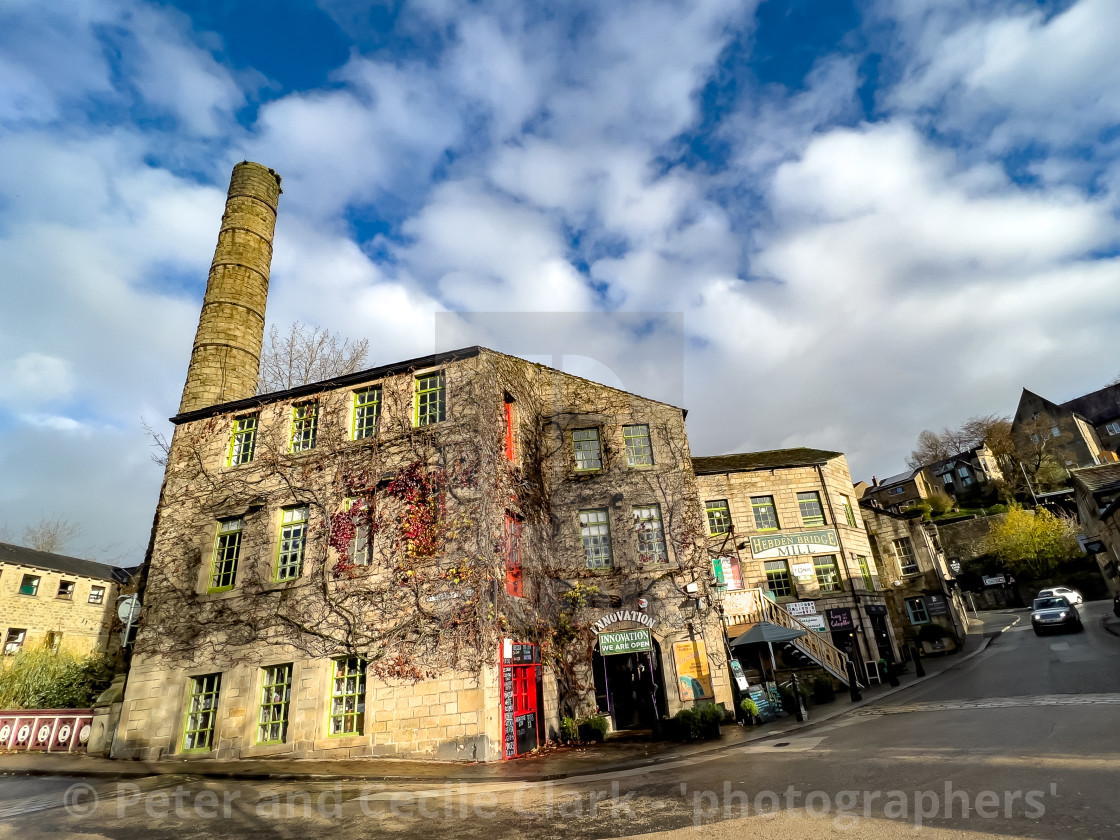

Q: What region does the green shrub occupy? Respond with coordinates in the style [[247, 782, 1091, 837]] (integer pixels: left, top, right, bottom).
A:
[[672, 707, 705, 741], [699, 703, 724, 732], [0, 645, 115, 709], [928, 495, 955, 515], [577, 714, 609, 743], [739, 698, 759, 719], [812, 675, 835, 704], [559, 716, 579, 743]]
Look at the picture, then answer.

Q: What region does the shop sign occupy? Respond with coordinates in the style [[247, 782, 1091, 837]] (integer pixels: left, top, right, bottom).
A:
[[982, 574, 1006, 586], [750, 529, 840, 560], [799, 614, 828, 632], [592, 610, 655, 634], [729, 659, 749, 692], [926, 594, 949, 616], [747, 684, 776, 720], [826, 608, 854, 631], [786, 600, 817, 617], [599, 629, 652, 655], [673, 640, 714, 701], [791, 562, 816, 580]]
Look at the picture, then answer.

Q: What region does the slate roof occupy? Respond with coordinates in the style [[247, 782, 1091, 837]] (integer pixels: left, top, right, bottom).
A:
[[869, 469, 916, 489], [691, 448, 843, 475], [1071, 463, 1120, 496], [0, 542, 136, 583], [1060, 383, 1120, 425]]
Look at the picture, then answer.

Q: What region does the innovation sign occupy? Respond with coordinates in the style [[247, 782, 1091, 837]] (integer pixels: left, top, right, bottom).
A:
[[750, 529, 840, 559], [599, 629, 652, 656]]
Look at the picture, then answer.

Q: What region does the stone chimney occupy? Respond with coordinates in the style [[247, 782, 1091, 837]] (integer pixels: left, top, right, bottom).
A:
[[178, 161, 282, 414]]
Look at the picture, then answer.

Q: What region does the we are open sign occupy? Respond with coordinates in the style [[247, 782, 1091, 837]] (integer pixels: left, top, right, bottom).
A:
[[599, 629, 652, 655]]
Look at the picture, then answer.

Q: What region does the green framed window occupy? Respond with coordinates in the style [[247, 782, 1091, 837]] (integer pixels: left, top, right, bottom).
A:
[[290, 402, 318, 452], [797, 491, 826, 527], [414, 371, 445, 426], [258, 663, 293, 744], [765, 560, 794, 598], [622, 424, 653, 466], [893, 537, 918, 576], [906, 597, 930, 625], [572, 428, 602, 471], [228, 414, 258, 466], [705, 500, 732, 536], [183, 673, 221, 751], [275, 506, 308, 581], [633, 504, 667, 564], [813, 555, 842, 592], [353, 387, 382, 440], [208, 518, 243, 592], [18, 575, 39, 596], [841, 494, 858, 527], [856, 555, 874, 589], [329, 656, 366, 736], [579, 509, 613, 569], [750, 496, 779, 531]]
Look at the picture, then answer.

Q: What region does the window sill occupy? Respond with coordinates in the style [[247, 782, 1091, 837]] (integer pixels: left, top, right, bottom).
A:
[[262, 578, 305, 592]]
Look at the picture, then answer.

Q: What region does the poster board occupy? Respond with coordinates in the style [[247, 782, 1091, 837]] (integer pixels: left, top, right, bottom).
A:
[[673, 640, 714, 701]]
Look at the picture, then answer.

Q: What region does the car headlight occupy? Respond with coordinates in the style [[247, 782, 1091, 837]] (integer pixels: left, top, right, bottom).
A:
[[1032, 613, 1040, 620], [1059, 611, 1068, 618]]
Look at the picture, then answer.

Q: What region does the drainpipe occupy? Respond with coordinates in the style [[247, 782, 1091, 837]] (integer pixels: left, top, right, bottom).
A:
[[816, 464, 871, 681]]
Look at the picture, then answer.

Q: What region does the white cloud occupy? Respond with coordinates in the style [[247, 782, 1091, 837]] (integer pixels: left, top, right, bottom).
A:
[[0, 353, 75, 405], [883, 0, 1120, 154]]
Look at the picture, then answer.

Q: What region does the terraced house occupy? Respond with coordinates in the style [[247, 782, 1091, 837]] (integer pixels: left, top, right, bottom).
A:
[[692, 449, 899, 685], [114, 163, 732, 762]]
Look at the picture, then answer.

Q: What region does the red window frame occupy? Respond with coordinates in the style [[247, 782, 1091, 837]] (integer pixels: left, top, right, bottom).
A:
[[503, 399, 515, 461], [505, 515, 523, 598]]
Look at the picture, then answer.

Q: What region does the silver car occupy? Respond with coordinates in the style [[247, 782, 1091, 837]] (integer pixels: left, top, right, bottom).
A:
[[1031, 596, 1083, 635]]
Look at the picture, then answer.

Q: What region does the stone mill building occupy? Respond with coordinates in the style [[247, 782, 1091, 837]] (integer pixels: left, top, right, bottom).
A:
[[114, 162, 733, 762]]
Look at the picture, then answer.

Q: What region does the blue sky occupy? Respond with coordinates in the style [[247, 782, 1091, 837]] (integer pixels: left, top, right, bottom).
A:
[[1, 0, 1118, 561]]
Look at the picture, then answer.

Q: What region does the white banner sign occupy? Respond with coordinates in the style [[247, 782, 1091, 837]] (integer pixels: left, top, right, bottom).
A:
[[786, 600, 818, 617], [798, 614, 827, 632], [791, 562, 816, 580]]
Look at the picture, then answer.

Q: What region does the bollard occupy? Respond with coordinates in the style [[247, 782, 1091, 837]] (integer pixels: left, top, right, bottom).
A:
[[846, 660, 863, 702], [887, 660, 900, 687]]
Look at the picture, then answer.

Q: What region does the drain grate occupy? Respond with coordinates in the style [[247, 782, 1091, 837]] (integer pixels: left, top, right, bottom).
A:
[[772, 742, 790, 747]]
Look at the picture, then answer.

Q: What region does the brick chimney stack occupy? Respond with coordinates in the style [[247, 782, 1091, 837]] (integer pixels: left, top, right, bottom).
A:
[[179, 161, 282, 414]]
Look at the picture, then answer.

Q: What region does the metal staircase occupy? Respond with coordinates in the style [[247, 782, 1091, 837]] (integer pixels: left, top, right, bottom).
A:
[[723, 590, 853, 686]]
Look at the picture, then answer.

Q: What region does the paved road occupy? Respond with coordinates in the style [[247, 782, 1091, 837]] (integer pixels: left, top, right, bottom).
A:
[[2, 603, 1119, 839]]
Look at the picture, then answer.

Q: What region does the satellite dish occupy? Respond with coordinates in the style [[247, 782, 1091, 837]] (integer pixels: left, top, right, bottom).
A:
[[117, 595, 141, 623]]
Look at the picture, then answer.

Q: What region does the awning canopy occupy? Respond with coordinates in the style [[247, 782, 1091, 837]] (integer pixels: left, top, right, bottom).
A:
[[730, 621, 807, 646]]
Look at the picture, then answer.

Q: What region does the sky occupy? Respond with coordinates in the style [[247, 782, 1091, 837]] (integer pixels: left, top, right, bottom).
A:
[[1, 0, 1118, 563]]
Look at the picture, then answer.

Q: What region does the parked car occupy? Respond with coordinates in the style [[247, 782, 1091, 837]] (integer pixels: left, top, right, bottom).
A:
[[1037, 586, 1083, 606], [1031, 596, 1082, 635]]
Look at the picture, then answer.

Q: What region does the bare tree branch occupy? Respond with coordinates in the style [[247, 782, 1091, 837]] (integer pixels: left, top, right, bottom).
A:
[[257, 322, 370, 393]]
